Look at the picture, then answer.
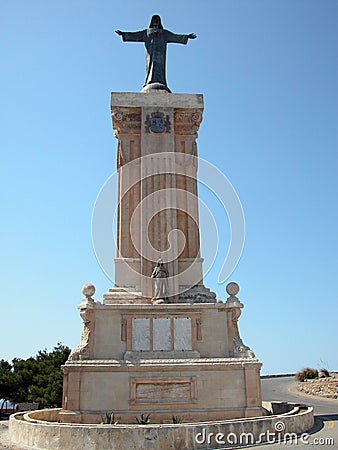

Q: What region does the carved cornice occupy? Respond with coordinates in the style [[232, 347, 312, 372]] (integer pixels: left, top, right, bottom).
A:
[[174, 108, 203, 135], [111, 107, 141, 136], [111, 107, 203, 137], [62, 357, 261, 373]]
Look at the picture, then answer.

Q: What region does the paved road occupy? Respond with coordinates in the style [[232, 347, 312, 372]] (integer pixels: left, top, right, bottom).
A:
[[258, 376, 338, 449]]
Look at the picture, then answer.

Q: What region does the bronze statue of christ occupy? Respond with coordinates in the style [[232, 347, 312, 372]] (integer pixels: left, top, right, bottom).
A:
[[115, 15, 196, 92]]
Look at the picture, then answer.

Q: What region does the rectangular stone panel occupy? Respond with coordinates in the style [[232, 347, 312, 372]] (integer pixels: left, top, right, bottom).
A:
[[174, 317, 192, 350], [132, 318, 150, 351], [131, 377, 197, 404], [153, 317, 171, 351]]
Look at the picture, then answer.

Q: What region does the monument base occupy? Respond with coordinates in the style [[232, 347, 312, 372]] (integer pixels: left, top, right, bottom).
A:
[[61, 356, 264, 424], [60, 357, 264, 424], [61, 295, 264, 424]]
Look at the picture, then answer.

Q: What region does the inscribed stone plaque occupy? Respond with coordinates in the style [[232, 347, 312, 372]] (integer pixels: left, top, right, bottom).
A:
[[174, 317, 192, 350], [153, 318, 171, 351], [131, 377, 196, 404], [132, 318, 150, 351], [136, 382, 190, 401]]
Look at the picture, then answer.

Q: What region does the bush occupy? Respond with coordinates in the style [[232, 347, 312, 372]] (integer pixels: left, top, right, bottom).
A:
[[319, 368, 330, 378], [172, 415, 184, 424], [295, 368, 318, 382], [136, 413, 150, 424], [101, 411, 120, 424]]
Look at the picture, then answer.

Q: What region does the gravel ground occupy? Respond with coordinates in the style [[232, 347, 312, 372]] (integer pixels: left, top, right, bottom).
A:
[[297, 375, 338, 399], [0, 422, 29, 450]]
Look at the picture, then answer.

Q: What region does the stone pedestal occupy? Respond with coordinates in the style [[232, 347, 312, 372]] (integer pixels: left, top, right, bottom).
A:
[[61, 291, 263, 424]]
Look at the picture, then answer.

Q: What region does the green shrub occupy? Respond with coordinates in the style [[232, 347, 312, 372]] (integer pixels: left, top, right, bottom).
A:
[[101, 411, 120, 424], [172, 415, 184, 424], [295, 368, 318, 382], [136, 413, 150, 424]]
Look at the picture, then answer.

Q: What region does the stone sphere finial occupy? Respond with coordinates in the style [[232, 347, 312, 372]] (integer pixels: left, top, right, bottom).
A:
[[226, 282, 240, 297], [82, 283, 96, 300]]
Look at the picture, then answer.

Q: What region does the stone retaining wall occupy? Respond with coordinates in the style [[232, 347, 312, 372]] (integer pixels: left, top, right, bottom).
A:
[[9, 402, 314, 450]]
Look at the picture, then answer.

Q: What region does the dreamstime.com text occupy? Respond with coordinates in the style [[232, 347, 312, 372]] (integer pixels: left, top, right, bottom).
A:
[[195, 426, 335, 447]]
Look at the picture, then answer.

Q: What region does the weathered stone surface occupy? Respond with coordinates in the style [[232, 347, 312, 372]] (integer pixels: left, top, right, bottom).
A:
[[153, 317, 171, 350], [173, 317, 192, 350], [133, 378, 194, 403], [132, 318, 150, 351], [9, 403, 314, 450], [179, 284, 217, 303], [61, 300, 262, 422], [111, 92, 203, 108]]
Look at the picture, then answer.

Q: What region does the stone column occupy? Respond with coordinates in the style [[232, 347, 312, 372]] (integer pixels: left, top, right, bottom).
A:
[[110, 92, 207, 301]]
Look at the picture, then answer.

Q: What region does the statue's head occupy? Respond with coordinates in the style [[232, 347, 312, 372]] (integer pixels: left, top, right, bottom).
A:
[[149, 15, 163, 29], [157, 258, 163, 266]]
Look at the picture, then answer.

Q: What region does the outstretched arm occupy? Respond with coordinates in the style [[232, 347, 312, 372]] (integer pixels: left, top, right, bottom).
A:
[[165, 30, 197, 44], [115, 29, 146, 42]]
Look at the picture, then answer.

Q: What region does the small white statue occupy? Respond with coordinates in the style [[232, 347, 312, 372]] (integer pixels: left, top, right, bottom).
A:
[[151, 259, 169, 301]]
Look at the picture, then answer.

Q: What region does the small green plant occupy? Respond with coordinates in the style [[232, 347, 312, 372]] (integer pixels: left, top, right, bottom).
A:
[[295, 368, 318, 382], [136, 413, 150, 424], [101, 411, 120, 424], [172, 415, 184, 424]]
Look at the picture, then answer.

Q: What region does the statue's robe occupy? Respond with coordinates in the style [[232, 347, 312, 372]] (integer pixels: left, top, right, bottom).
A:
[[151, 265, 169, 299], [120, 28, 189, 87]]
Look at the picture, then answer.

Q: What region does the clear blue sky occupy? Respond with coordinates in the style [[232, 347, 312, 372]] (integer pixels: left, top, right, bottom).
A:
[[1, 1, 337, 375]]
